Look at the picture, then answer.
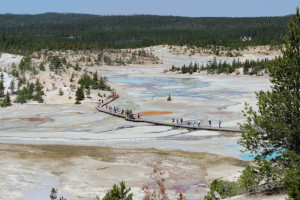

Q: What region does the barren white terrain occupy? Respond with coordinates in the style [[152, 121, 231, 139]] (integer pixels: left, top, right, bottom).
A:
[[0, 46, 286, 200]]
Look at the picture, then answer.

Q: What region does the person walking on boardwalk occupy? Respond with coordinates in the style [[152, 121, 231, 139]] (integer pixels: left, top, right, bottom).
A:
[[192, 120, 195, 126], [219, 120, 222, 128], [172, 118, 175, 124], [180, 118, 183, 124], [176, 118, 179, 124], [187, 120, 190, 125], [209, 120, 211, 127], [106, 104, 108, 109], [198, 120, 201, 127]]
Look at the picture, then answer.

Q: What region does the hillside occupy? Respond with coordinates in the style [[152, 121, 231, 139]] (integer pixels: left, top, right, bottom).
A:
[[0, 13, 292, 52]]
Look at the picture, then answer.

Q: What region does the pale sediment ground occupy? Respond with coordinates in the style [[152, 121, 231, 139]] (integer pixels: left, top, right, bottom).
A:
[[150, 45, 280, 68], [0, 46, 282, 199], [0, 53, 22, 68], [0, 144, 247, 200]]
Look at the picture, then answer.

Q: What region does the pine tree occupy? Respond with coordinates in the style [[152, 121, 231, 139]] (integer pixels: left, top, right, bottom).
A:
[[92, 71, 98, 89], [103, 181, 133, 200], [75, 86, 85, 101], [14, 87, 27, 104], [239, 8, 300, 158], [35, 79, 43, 92], [39, 63, 45, 71], [167, 94, 171, 101], [238, 8, 300, 198], [0, 73, 4, 97], [86, 88, 90, 97], [0, 81, 4, 98], [193, 62, 198, 72], [50, 188, 57, 200], [9, 80, 15, 94], [5, 92, 11, 106], [1, 92, 11, 107]]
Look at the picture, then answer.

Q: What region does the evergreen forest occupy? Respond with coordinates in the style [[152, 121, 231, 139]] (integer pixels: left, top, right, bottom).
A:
[[0, 13, 292, 53]]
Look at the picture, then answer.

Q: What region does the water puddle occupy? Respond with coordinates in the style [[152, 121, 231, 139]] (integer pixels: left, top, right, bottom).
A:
[[224, 144, 281, 161]]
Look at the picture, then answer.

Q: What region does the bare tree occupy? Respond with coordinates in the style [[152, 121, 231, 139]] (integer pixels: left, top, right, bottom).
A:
[[142, 161, 169, 200]]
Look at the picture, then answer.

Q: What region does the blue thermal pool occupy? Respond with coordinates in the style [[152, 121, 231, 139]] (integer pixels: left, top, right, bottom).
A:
[[108, 75, 245, 100]]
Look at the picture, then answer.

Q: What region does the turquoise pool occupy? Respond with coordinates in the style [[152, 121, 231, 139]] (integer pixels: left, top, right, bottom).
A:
[[108, 75, 245, 100]]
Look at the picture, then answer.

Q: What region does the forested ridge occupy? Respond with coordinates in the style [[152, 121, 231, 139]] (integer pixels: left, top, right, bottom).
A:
[[0, 13, 292, 52]]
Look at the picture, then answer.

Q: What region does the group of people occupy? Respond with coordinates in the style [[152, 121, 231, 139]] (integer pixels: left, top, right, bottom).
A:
[[172, 118, 222, 127], [111, 91, 117, 98], [103, 103, 143, 120], [172, 118, 184, 125], [208, 120, 222, 128], [172, 118, 201, 126], [125, 110, 143, 119], [98, 91, 119, 106], [97, 91, 144, 120], [98, 99, 104, 105]]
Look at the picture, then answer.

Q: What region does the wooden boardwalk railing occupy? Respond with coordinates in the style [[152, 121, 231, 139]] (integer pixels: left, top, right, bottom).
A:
[[96, 95, 242, 133]]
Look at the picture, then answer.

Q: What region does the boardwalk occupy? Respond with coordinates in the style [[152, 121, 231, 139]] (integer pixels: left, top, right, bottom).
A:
[[96, 95, 242, 133]]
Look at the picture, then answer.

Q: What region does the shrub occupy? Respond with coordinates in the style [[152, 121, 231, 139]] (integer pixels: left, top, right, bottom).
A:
[[59, 88, 64, 96], [167, 94, 171, 101], [204, 179, 242, 200], [238, 165, 261, 193], [103, 181, 133, 200]]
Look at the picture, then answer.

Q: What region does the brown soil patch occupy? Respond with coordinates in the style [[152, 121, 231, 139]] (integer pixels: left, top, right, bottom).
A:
[[142, 111, 173, 116], [20, 118, 48, 122]]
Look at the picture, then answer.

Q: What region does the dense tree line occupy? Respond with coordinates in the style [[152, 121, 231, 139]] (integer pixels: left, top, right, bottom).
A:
[[170, 57, 276, 75], [0, 13, 291, 32], [0, 13, 291, 53], [202, 57, 275, 75]]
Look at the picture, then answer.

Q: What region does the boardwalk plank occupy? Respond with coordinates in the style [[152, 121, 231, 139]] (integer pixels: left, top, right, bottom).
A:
[[96, 96, 242, 133]]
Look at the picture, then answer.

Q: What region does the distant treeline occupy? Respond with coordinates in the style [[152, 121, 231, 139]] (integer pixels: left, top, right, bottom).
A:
[[0, 13, 292, 52], [170, 57, 278, 75]]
